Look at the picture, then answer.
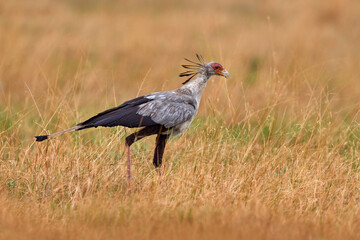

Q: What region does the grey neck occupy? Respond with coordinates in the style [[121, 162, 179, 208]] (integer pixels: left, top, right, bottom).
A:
[[179, 73, 211, 106]]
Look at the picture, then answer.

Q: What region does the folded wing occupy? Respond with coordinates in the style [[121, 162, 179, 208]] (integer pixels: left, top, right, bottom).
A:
[[77, 92, 197, 130], [77, 95, 157, 129], [137, 93, 196, 128]]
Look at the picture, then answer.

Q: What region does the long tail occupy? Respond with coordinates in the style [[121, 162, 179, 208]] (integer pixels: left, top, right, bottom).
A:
[[34, 125, 82, 142]]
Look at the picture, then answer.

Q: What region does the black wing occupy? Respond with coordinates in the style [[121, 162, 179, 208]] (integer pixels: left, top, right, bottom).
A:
[[77, 95, 158, 130]]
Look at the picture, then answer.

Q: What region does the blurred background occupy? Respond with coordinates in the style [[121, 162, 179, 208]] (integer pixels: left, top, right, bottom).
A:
[[2, 0, 360, 134], [2, 1, 360, 239]]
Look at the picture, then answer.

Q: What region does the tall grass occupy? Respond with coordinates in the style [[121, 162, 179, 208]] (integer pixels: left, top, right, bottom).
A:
[[1, 0, 360, 239]]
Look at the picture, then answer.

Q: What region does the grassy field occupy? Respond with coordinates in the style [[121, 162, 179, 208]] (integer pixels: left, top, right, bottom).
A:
[[1, 0, 360, 239]]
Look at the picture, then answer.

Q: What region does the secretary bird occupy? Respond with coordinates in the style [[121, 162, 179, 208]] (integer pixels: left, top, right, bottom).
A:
[[35, 54, 229, 182]]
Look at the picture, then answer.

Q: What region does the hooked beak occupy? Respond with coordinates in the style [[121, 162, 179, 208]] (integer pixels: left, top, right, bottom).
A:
[[220, 70, 229, 79]]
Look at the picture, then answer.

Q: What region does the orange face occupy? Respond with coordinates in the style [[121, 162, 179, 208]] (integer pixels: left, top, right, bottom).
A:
[[211, 63, 229, 78]]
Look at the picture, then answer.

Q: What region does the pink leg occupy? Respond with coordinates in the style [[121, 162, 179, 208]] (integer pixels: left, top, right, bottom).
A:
[[156, 168, 161, 177], [126, 144, 131, 186], [156, 168, 163, 187]]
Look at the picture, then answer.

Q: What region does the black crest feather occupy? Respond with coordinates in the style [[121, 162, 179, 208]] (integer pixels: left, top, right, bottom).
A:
[[179, 54, 205, 84]]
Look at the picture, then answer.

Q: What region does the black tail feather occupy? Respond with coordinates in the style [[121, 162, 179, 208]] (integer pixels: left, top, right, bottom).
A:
[[35, 135, 48, 142]]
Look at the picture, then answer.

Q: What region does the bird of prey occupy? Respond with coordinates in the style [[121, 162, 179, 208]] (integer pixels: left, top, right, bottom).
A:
[[35, 54, 229, 182]]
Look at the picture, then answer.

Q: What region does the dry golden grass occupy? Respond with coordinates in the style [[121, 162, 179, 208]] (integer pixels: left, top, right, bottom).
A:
[[1, 0, 360, 239]]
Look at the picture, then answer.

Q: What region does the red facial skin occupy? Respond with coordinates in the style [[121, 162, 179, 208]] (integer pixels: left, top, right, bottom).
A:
[[211, 63, 225, 75]]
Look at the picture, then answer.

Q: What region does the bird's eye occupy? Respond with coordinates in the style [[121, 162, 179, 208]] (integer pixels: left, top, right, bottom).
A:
[[211, 63, 223, 70]]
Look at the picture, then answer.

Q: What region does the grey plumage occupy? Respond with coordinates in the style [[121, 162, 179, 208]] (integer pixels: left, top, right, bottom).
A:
[[34, 55, 229, 182], [137, 93, 196, 130]]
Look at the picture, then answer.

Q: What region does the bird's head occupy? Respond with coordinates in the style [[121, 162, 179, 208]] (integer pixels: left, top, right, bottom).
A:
[[206, 62, 229, 79], [180, 54, 229, 84]]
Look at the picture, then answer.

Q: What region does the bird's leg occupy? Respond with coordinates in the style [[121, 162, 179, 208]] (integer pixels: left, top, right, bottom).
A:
[[156, 168, 162, 177], [153, 134, 168, 188], [124, 126, 164, 185], [153, 134, 169, 175], [126, 144, 131, 186]]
